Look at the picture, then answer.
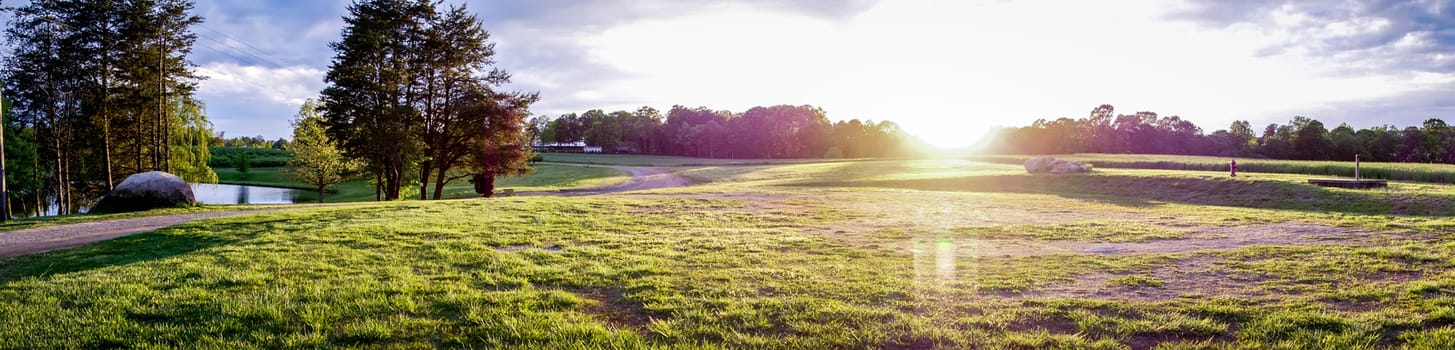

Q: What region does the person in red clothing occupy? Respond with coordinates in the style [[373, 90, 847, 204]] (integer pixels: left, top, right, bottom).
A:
[[1230, 159, 1237, 177]]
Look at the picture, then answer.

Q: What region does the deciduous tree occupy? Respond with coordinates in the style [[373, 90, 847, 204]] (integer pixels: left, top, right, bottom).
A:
[[284, 100, 360, 203]]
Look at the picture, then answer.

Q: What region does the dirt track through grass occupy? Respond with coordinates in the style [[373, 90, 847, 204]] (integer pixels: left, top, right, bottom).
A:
[[0, 165, 691, 259], [0, 209, 279, 257]]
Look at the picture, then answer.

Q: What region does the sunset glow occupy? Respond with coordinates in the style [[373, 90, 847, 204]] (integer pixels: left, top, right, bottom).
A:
[[182, 0, 1455, 147]]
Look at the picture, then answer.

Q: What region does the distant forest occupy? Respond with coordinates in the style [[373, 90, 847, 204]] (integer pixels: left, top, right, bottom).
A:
[[530, 105, 917, 159], [987, 104, 1455, 163]]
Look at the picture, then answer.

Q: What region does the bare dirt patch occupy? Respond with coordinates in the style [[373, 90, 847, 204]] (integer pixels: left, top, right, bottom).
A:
[[620, 193, 800, 215], [827, 191, 1120, 230], [529, 166, 692, 196], [1000, 223, 1372, 257], [494, 244, 563, 253], [1008, 256, 1273, 301], [576, 288, 651, 333], [858, 223, 1378, 259], [1006, 254, 1428, 303]]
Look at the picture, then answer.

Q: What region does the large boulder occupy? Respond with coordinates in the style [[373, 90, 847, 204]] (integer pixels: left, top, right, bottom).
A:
[[1049, 159, 1092, 174], [1024, 157, 1092, 174], [90, 171, 196, 213], [1024, 157, 1055, 173]]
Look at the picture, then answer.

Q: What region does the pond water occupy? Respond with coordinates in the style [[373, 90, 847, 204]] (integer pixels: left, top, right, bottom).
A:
[[190, 184, 303, 205], [21, 183, 302, 218]]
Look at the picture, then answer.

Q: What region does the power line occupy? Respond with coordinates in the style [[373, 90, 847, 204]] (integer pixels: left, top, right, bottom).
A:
[[195, 66, 271, 91], [199, 24, 276, 57], [197, 34, 286, 68], [198, 42, 266, 68]]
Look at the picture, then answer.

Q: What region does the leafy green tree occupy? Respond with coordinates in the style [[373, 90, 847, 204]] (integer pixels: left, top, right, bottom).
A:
[[1228, 120, 1256, 155], [1330, 123, 1363, 161], [4, 0, 206, 214], [285, 100, 360, 203], [1399, 126, 1429, 162], [321, 0, 430, 200], [583, 109, 620, 150], [323, 0, 533, 200], [526, 115, 550, 144], [1292, 118, 1330, 160], [236, 152, 250, 174], [2, 99, 42, 217], [468, 91, 538, 197], [167, 97, 216, 183]]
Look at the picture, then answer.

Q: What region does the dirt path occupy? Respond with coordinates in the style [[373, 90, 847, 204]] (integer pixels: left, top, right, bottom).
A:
[[531, 164, 693, 196], [0, 210, 277, 258], [0, 164, 689, 258]]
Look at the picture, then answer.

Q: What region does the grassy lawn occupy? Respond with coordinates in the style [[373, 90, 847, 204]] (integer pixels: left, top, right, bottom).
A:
[[975, 153, 1455, 184], [216, 163, 629, 203], [8, 158, 1455, 347]]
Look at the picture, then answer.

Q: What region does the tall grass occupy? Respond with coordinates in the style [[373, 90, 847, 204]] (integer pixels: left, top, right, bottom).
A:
[[973, 154, 1455, 184]]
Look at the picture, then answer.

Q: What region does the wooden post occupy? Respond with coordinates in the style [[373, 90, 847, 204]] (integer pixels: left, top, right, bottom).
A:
[[1355, 154, 1361, 181]]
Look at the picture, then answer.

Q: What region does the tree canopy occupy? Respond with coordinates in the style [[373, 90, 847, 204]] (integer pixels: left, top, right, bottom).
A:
[[321, 0, 536, 200], [987, 104, 1455, 163], [3, 0, 213, 215], [533, 104, 917, 159], [284, 100, 360, 203]]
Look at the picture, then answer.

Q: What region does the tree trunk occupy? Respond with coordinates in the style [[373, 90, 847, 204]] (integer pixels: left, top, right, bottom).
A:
[[102, 67, 114, 190], [384, 161, 401, 200], [431, 162, 447, 200], [419, 160, 430, 200], [317, 186, 325, 204], [54, 137, 64, 214]]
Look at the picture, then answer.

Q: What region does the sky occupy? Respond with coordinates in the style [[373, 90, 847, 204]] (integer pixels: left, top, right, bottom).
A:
[[187, 0, 1455, 148]]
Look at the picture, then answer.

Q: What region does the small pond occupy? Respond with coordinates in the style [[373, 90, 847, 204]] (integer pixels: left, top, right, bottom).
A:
[[190, 184, 303, 205]]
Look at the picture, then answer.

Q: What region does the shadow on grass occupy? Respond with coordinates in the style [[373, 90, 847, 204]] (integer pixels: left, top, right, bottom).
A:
[[0, 219, 273, 284], [793, 173, 1428, 216]]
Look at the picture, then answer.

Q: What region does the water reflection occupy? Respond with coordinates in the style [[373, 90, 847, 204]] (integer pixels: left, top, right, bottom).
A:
[[15, 183, 299, 218], [190, 184, 300, 205]]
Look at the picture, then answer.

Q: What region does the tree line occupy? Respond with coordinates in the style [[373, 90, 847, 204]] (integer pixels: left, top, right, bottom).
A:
[[986, 104, 1455, 163], [320, 0, 537, 201], [529, 104, 916, 159], [213, 133, 287, 149], [2, 0, 215, 216]]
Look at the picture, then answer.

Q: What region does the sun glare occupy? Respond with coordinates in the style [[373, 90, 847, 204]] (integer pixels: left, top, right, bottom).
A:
[[912, 120, 995, 151]]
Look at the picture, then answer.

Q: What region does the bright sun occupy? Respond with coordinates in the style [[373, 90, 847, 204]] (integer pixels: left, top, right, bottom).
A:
[[911, 121, 995, 151]]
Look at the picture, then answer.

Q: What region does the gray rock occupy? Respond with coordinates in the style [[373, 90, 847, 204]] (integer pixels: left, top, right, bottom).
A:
[[1050, 160, 1092, 174], [1023, 157, 1055, 173], [90, 171, 196, 213], [1024, 157, 1092, 174]]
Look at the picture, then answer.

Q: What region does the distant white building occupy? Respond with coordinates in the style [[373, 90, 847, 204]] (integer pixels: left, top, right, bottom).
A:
[[533, 141, 588, 152]]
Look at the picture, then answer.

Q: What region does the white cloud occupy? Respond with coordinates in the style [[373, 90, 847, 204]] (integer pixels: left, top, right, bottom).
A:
[[184, 0, 1455, 145], [540, 0, 1455, 147], [197, 62, 325, 106]]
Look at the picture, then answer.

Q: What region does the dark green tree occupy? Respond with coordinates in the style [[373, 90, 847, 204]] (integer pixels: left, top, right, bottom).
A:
[[4, 0, 206, 214], [321, 0, 430, 200], [1292, 118, 1331, 160], [323, 0, 536, 200]]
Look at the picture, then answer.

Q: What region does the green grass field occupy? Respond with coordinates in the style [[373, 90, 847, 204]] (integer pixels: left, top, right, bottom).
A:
[[976, 153, 1455, 184], [8, 156, 1455, 348], [216, 163, 629, 202]]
